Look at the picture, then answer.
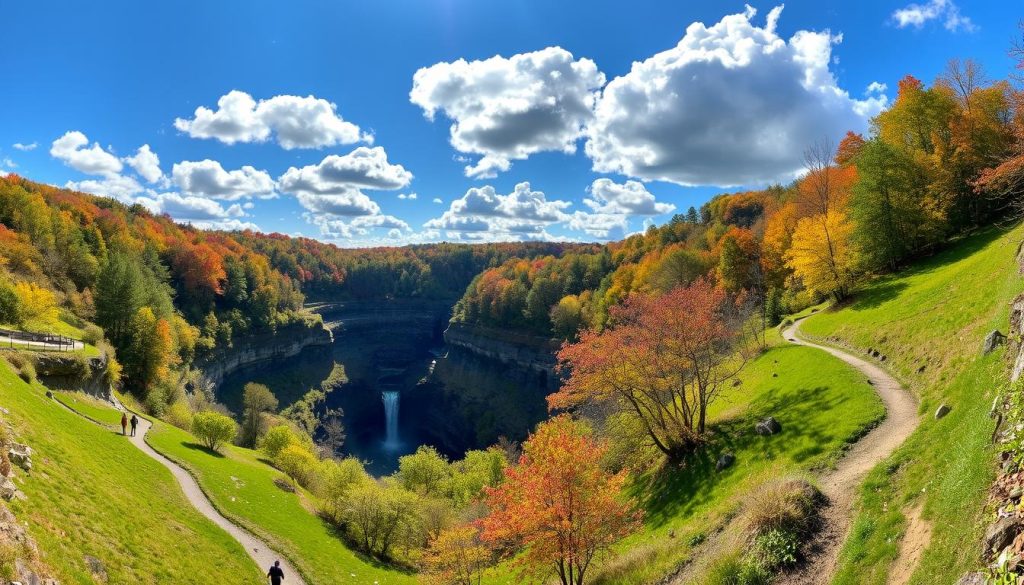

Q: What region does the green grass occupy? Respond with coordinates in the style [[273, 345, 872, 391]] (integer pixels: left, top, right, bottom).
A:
[[486, 328, 885, 585], [0, 362, 264, 584], [145, 420, 417, 585], [51, 391, 123, 429], [800, 225, 1023, 584], [0, 316, 101, 358]]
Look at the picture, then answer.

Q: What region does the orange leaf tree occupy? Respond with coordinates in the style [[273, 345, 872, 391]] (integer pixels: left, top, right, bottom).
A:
[[479, 415, 639, 585], [550, 280, 749, 461]]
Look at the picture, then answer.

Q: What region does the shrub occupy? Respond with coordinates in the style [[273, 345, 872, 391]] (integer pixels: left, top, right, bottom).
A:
[[81, 323, 104, 346], [318, 457, 369, 523], [260, 425, 300, 460], [16, 361, 35, 384], [274, 443, 318, 488], [164, 401, 194, 431], [191, 411, 236, 452], [0, 281, 20, 325], [753, 528, 799, 570]]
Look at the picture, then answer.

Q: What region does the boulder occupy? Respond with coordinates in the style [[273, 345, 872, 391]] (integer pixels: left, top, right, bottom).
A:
[[935, 404, 952, 420], [84, 554, 106, 581], [956, 573, 985, 585], [985, 516, 1023, 554], [0, 478, 21, 501], [984, 330, 1007, 354], [9, 444, 32, 472], [755, 417, 782, 436], [716, 453, 735, 472]]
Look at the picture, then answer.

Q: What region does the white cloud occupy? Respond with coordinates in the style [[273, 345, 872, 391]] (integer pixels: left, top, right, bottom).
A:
[[584, 178, 674, 215], [308, 213, 411, 240], [172, 159, 276, 200], [398, 192, 418, 200], [892, 0, 976, 32], [1, 158, 16, 170], [411, 47, 605, 178], [123, 144, 164, 184], [585, 5, 888, 187], [136, 192, 246, 221], [174, 90, 371, 149], [567, 211, 629, 240], [432, 197, 443, 204], [50, 131, 123, 176], [66, 174, 146, 203], [424, 182, 571, 237], [295, 190, 382, 217], [12, 142, 37, 151], [866, 81, 888, 94], [277, 146, 412, 197]]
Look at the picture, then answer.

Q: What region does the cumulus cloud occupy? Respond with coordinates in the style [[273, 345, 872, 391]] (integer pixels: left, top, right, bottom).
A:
[[172, 159, 276, 200], [174, 90, 371, 149], [584, 178, 674, 215], [891, 0, 976, 32], [585, 5, 888, 187], [123, 144, 164, 184], [277, 146, 412, 197], [398, 192, 417, 200], [12, 142, 37, 151], [50, 131, 123, 176], [424, 182, 571, 238], [308, 213, 411, 240], [137, 192, 246, 221], [432, 197, 443, 204], [567, 211, 630, 240], [66, 174, 146, 202], [411, 47, 605, 178]]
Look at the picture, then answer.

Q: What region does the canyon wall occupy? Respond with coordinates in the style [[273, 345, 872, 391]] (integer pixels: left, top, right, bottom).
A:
[[442, 322, 559, 377], [196, 319, 334, 389]]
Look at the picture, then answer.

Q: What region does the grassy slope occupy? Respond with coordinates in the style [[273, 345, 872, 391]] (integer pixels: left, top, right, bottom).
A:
[[145, 420, 417, 585], [800, 225, 1023, 584], [487, 329, 885, 585], [0, 364, 264, 584]]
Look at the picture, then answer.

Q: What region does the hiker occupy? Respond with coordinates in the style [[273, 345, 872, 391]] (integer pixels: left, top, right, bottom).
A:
[[120, 413, 127, 435], [129, 414, 138, 437], [267, 560, 285, 585]]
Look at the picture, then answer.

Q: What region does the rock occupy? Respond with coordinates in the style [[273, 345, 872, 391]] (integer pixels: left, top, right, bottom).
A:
[[716, 453, 735, 472], [84, 554, 106, 581], [0, 478, 22, 501], [9, 444, 32, 472], [732, 379, 741, 387], [956, 572, 985, 585], [984, 330, 1007, 354], [917, 364, 926, 374], [935, 404, 952, 420], [985, 517, 1023, 554], [772, 373, 778, 378], [879, 355, 887, 362], [755, 417, 782, 436], [273, 477, 296, 493], [1011, 486, 1023, 501]]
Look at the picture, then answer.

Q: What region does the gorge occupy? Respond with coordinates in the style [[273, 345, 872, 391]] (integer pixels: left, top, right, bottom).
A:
[[213, 298, 557, 474]]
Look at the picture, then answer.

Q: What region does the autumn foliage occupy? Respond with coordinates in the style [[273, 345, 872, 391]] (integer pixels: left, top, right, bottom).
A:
[[551, 280, 749, 461], [480, 416, 639, 585]]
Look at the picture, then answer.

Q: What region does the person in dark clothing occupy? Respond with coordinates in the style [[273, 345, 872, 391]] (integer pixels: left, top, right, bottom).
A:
[[267, 560, 285, 584], [120, 413, 128, 436], [129, 414, 138, 437]]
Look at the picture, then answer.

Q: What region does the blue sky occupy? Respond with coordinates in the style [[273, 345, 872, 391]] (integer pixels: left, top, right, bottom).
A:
[[0, 0, 1018, 246]]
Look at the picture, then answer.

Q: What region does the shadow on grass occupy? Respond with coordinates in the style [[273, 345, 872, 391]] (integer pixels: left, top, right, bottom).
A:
[[634, 385, 848, 529], [182, 441, 227, 458]]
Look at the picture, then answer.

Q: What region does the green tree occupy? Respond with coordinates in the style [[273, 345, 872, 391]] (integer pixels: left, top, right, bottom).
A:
[[240, 382, 278, 447], [397, 446, 451, 497], [260, 425, 300, 460], [192, 411, 237, 452]]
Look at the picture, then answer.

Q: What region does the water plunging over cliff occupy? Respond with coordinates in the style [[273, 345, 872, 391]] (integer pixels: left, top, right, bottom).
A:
[[382, 390, 401, 450]]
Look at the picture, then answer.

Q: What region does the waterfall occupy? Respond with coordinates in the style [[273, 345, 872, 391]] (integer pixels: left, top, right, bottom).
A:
[[382, 390, 400, 449]]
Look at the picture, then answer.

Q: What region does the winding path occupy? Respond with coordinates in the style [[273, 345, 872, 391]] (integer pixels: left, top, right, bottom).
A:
[[777, 319, 919, 585], [54, 394, 307, 585]]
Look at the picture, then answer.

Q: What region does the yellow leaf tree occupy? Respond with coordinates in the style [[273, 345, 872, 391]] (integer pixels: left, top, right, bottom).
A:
[[12, 281, 58, 331], [786, 212, 859, 302]]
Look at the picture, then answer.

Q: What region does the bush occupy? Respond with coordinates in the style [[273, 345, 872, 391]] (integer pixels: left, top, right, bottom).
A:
[[5, 354, 37, 384], [191, 411, 237, 452], [81, 323, 104, 346], [0, 281, 20, 325], [260, 425, 301, 460], [274, 443, 319, 488], [164, 401, 194, 431], [705, 552, 770, 585], [753, 528, 799, 570]]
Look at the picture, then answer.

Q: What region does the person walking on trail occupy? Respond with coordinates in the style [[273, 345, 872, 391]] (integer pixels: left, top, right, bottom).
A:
[[129, 414, 138, 437], [267, 560, 285, 585], [120, 413, 128, 436]]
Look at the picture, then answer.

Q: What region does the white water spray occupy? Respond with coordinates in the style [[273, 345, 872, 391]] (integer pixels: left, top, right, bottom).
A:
[[382, 390, 400, 449]]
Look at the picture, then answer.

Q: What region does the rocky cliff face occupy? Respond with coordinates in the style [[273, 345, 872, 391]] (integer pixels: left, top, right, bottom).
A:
[[33, 353, 110, 399], [196, 320, 333, 389], [443, 322, 559, 376], [313, 299, 452, 339], [1010, 293, 1024, 381]]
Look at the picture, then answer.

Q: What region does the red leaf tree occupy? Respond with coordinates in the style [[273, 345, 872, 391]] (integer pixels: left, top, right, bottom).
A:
[[479, 415, 639, 585], [550, 279, 749, 462]]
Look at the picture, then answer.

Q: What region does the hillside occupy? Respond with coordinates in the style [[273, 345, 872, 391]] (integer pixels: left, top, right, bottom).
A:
[[800, 225, 1024, 582]]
